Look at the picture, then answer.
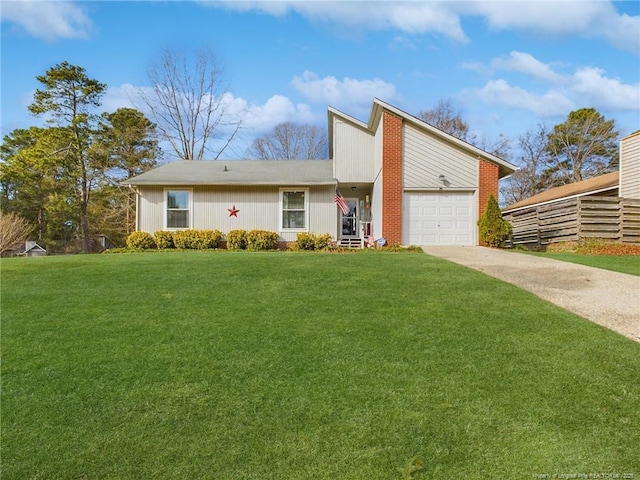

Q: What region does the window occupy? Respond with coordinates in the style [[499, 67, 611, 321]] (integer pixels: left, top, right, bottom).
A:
[[280, 189, 308, 231], [165, 189, 191, 229]]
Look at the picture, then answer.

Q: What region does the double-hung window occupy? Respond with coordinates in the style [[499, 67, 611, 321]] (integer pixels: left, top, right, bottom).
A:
[[165, 189, 191, 230], [280, 189, 308, 231]]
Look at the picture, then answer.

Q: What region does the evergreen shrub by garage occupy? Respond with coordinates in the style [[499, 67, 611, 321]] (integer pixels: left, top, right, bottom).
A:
[[246, 230, 279, 251], [226, 229, 248, 250], [154, 231, 174, 249], [478, 195, 512, 248], [172, 229, 222, 249], [126, 231, 156, 250]]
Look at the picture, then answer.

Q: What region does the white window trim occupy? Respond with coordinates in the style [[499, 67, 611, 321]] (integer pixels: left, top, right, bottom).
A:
[[279, 188, 309, 233], [163, 188, 193, 231]]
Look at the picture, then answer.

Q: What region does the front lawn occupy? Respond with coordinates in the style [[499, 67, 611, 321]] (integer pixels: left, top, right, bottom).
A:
[[2, 251, 639, 479]]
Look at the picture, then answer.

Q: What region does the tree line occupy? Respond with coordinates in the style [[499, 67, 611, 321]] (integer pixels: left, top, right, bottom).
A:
[[0, 53, 624, 254]]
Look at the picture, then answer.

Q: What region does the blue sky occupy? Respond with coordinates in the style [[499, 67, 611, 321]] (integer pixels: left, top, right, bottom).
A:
[[1, 0, 639, 160]]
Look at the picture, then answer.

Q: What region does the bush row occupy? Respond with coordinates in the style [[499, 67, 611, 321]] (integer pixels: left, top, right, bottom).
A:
[[125, 229, 285, 251], [125, 230, 338, 252]]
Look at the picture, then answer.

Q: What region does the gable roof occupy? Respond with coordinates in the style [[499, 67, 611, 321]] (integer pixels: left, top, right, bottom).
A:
[[348, 98, 517, 178], [503, 171, 620, 213], [123, 160, 335, 186]]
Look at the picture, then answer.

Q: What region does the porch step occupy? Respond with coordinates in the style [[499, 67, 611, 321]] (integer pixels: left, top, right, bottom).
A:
[[338, 238, 363, 249]]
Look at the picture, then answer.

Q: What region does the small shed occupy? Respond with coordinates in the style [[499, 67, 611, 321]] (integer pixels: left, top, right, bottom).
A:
[[22, 241, 47, 257]]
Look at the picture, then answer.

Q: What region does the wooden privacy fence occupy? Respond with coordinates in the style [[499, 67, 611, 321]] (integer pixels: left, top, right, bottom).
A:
[[503, 196, 640, 247]]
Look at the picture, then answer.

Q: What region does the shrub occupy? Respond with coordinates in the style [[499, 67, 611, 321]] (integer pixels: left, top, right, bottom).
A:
[[246, 230, 279, 251], [293, 233, 333, 251], [126, 231, 156, 250], [173, 229, 222, 249], [478, 195, 512, 248], [154, 231, 174, 249], [226, 229, 248, 250]]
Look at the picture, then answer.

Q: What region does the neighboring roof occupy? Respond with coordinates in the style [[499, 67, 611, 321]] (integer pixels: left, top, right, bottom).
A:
[[123, 160, 335, 186], [367, 98, 518, 178], [503, 171, 620, 213], [25, 243, 46, 253]]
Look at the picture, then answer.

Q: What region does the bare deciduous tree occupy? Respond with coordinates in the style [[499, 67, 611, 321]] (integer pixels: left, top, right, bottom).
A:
[[0, 212, 32, 254], [419, 98, 472, 142], [501, 123, 551, 207], [247, 122, 328, 160], [142, 47, 243, 161]]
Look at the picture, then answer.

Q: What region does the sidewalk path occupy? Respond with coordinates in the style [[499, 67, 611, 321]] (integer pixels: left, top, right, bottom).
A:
[[422, 246, 640, 343]]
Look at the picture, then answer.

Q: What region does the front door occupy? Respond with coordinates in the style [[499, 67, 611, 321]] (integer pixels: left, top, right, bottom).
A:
[[341, 198, 359, 237]]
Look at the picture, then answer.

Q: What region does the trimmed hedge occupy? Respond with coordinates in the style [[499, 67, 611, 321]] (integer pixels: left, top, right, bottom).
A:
[[293, 233, 333, 251], [126, 231, 156, 250], [172, 229, 223, 250], [154, 231, 174, 249], [246, 230, 279, 251], [226, 229, 248, 250]]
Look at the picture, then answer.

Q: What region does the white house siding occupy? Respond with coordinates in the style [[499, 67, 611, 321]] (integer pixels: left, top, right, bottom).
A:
[[137, 186, 164, 234], [333, 119, 375, 183], [136, 185, 337, 242], [620, 131, 640, 199], [403, 123, 478, 189]]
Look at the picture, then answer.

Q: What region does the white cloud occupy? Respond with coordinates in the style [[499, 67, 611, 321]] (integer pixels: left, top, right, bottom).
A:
[[102, 83, 145, 113], [241, 95, 316, 132], [291, 71, 397, 115], [211, 1, 467, 42], [0, 0, 91, 41], [207, 0, 638, 54], [104, 84, 313, 133], [467, 52, 640, 116], [492, 51, 564, 83], [572, 67, 640, 110], [460, 0, 639, 54], [473, 79, 573, 115]]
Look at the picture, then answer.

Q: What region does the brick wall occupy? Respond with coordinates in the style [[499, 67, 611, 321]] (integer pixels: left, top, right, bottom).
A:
[[478, 158, 499, 218], [381, 111, 404, 245]]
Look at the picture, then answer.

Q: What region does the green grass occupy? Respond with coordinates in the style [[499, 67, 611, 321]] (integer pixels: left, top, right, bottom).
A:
[[2, 251, 639, 479], [523, 251, 640, 276]]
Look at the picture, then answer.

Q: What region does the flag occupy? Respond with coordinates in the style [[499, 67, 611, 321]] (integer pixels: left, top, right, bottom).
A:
[[334, 189, 350, 215]]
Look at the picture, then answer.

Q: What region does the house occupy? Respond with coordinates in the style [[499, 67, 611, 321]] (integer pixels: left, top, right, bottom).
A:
[[123, 99, 517, 247], [502, 171, 620, 214]]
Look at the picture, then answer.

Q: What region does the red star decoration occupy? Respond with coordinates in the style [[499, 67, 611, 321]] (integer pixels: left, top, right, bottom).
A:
[[228, 205, 239, 217]]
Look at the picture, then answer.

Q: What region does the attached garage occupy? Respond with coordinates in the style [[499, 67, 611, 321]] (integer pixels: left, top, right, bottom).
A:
[[404, 191, 475, 246]]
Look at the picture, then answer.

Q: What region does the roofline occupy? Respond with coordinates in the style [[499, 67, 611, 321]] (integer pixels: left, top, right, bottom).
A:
[[502, 185, 619, 214], [122, 180, 338, 187], [621, 130, 640, 141], [369, 98, 518, 176]]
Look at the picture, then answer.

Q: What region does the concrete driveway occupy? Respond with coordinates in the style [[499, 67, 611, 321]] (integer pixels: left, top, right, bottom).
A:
[[422, 246, 640, 343]]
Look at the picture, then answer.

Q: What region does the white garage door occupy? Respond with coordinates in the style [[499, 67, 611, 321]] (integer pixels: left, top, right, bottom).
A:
[[404, 192, 475, 246]]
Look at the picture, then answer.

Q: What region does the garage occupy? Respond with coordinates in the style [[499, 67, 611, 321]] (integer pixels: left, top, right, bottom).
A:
[[404, 192, 475, 245]]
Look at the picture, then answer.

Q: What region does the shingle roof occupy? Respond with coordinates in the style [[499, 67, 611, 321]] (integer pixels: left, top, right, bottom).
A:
[[503, 171, 619, 212], [123, 160, 336, 186]]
